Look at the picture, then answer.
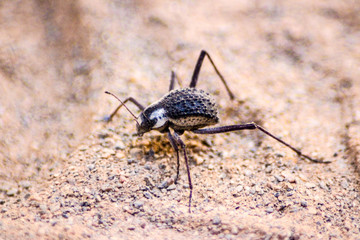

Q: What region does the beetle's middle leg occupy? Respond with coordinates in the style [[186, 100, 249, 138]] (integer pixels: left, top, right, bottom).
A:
[[168, 70, 182, 91], [173, 132, 193, 213], [189, 50, 235, 100]]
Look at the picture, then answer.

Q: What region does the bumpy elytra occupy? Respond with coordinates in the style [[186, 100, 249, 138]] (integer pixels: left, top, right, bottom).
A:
[[137, 88, 218, 135]]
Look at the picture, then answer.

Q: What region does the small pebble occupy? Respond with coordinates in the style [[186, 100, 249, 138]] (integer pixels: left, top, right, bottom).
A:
[[50, 204, 60, 213], [144, 176, 155, 187], [212, 215, 221, 225], [129, 148, 143, 160], [341, 179, 349, 189], [281, 171, 296, 183], [101, 148, 115, 158], [265, 207, 274, 213], [19, 181, 31, 189], [232, 185, 243, 197], [158, 163, 166, 170], [256, 188, 264, 196], [133, 200, 144, 209], [127, 158, 137, 164], [101, 185, 112, 192], [6, 188, 18, 196], [236, 185, 244, 192], [202, 138, 212, 147], [119, 176, 127, 183], [78, 145, 88, 151], [158, 179, 172, 189], [301, 201, 308, 207], [265, 165, 273, 173], [283, 182, 294, 190], [87, 164, 95, 171], [62, 211, 69, 219], [167, 184, 176, 191], [319, 181, 327, 190], [39, 204, 47, 212], [225, 234, 233, 240], [244, 170, 252, 177], [289, 206, 300, 213], [128, 225, 136, 230], [274, 175, 284, 182], [195, 155, 205, 165], [115, 142, 126, 150], [150, 188, 162, 198], [39, 204, 48, 215], [98, 132, 110, 139], [231, 226, 239, 235], [116, 152, 126, 159], [144, 163, 152, 170], [305, 183, 316, 189], [143, 192, 152, 199], [219, 173, 227, 180]]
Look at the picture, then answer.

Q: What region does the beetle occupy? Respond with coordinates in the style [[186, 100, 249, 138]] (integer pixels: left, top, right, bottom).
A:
[[105, 50, 329, 212]]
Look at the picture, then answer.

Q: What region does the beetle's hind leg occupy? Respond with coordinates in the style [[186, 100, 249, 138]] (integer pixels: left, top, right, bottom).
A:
[[189, 50, 235, 100], [103, 97, 145, 122], [192, 123, 331, 164]]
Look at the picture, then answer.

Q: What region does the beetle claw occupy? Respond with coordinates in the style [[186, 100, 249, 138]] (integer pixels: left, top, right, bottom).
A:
[[102, 115, 112, 122]]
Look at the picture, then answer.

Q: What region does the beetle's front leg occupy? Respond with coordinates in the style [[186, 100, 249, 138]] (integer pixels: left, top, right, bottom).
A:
[[167, 131, 180, 184], [104, 96, 145, 122]]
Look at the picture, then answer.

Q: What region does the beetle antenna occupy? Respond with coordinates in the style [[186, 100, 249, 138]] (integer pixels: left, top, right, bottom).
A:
[[105, 91, 140, 125]]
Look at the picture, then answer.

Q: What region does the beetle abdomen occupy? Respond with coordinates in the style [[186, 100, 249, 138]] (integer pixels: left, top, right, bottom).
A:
[[160, 88, 219, 129]]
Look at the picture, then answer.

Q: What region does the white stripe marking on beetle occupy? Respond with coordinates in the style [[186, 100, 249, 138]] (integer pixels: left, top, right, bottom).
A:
[[150, 108, 168, 129]]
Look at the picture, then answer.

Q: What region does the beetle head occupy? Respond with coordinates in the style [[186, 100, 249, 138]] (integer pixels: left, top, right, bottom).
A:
[[136, 111, 156, 136], [105, 91, 167, 136], [136, 106, 168, 136]]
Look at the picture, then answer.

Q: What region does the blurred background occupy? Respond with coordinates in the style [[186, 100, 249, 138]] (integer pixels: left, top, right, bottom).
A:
[[1, 0, 359, 185]]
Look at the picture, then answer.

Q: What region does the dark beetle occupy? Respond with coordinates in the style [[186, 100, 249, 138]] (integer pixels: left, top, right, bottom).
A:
[[105, 50, 329, 212], [137, 88, 218, 135]]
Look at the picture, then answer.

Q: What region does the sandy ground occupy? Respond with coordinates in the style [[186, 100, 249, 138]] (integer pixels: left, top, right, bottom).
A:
[[1, 0, 360, 239]]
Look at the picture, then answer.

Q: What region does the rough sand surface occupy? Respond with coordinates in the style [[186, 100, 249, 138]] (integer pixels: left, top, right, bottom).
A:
[[1, 1, 360, 239]]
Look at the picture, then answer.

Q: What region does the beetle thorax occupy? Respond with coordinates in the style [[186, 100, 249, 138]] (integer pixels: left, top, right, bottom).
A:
[[136, 103, 169, 135], [149, 107, 168, 128]]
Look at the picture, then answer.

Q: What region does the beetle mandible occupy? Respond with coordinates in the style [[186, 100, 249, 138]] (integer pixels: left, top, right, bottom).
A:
[[105, 50, 329, 212]]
